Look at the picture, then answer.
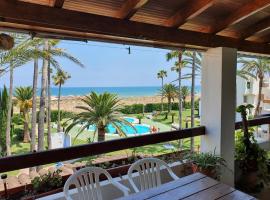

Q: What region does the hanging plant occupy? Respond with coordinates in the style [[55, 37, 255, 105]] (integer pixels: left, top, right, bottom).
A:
[[0, 33, 14, 50]]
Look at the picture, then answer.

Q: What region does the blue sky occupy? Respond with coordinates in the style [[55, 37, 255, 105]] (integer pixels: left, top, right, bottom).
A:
[[0, 40, 193, 87]]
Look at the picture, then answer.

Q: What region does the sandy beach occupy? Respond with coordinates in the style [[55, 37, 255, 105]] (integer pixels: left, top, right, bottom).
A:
[[50, 95, 162, 113], [50, 95, 198, 113]]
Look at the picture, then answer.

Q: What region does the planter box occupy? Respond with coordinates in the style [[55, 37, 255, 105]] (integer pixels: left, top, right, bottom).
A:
[[22, 188, 63, 200]]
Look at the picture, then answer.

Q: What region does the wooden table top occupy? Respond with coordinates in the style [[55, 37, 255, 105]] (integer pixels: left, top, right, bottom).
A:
[[117, 173, 256, 200]]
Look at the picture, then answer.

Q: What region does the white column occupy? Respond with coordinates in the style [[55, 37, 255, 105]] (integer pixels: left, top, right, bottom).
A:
[[201, 47, 237, 186]]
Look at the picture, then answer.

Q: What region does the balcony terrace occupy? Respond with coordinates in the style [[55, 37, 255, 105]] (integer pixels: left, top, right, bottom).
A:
[[0, 0, 270, 199]]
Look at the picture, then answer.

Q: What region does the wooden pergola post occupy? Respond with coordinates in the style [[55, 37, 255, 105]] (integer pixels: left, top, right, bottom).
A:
[[200, 47, 237, 186]]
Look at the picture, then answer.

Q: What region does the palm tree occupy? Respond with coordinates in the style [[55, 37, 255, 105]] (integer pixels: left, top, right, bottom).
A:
[[37, 39, 84, 152], [238, 58, 270, 116], [14, 87, 33, 143], [160, 84, 178, 113], [38, 39, 49, 152], [47, 66, 52, 149], [167, 50, 185, 130], [137, 114, 143, 124], [181, 86, 190, 109], [5, 62, 13, 155], [1, 38, 54, 155], [157, 70, 167, 112], [29, 40, 58, 155], [182, 51, 202, 151], [66, 92, 134, 142], [0, 34, 41, 155], [171, 112, 176, 123], [30, 51, 38, 172], [53, 69, 71, 132]]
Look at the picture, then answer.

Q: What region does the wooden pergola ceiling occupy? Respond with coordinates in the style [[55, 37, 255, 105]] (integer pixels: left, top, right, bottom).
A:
[[0, 0, 270, 54]]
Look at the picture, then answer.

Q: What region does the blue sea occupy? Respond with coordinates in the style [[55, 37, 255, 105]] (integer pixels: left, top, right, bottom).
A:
[[46, 86, 201, 97], [1, 86, 201, 97]]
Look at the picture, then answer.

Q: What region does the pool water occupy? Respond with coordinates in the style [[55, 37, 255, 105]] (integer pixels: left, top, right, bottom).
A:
[[87, 117, 149, 135], [107, 124, 149, 134], [123, 117, 135, 123]]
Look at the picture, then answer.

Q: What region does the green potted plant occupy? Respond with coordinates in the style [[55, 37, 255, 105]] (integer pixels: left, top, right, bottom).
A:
[[25, 169, 63, 199], [184, 151, 226, 179], [235, 104, 270, 193]]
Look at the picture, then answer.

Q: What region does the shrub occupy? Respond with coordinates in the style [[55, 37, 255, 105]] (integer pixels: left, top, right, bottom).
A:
[[120, 104, 143, 114], [50, 110, 75, 122], [12, 128, 24, 141], [12, 114, 24, 125], [32, 169, 62, 193], [184, 101, 191, 109], [36, 110, 75, 122], [120, 102, 183, 114], [171, 103, 179, 110], [119, 101, 197, 115]]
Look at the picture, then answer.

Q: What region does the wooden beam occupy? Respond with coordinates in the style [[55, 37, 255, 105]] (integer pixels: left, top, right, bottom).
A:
[[54, 0, 65, 8], [257, 32, 270, 43], [116, 0, 148, 19], [212, 0, 270, 34], [240, 16, 270, 39], [164, 0, 214, 28], [0, 0, 270, 54]]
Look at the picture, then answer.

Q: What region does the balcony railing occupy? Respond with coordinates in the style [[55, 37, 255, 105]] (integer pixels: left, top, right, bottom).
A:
[[0, 115, 270, 174], [0, 116, 270, 198], [0, 126, 205, 173]]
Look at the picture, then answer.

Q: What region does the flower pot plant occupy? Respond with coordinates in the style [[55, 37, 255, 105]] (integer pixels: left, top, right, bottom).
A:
[[235, 104, 270, 193], [184, 151, 226, 179], [22, 169, 63, 200]]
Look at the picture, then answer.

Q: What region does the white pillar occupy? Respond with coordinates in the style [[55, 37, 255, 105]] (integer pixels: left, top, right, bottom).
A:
[[201, 47, 237, 186]]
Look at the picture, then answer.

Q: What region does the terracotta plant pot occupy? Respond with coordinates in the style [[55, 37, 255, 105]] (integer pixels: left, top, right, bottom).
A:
[[191, 163, 216, 178]]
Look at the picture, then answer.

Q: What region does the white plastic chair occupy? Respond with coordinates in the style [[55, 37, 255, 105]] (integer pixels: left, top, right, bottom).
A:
[[64, 167, 129, 200], [128, 158, 179, 193]]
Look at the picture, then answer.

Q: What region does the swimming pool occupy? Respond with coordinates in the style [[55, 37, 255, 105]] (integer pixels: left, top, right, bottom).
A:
[[123, 117, 136, 123], [87, 117, 149, 135], [107, 124, 150, 135]]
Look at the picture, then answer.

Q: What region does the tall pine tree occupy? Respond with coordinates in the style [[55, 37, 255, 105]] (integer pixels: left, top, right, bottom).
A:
[[0, 86, 8, 156]]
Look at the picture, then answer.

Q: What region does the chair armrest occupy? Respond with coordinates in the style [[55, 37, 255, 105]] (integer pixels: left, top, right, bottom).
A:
[[112, 181, 130, 196]]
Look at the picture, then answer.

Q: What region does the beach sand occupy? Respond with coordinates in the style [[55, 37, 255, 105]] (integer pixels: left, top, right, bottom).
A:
[[50, 96, 162, 113], [50, 95, 198, 113]]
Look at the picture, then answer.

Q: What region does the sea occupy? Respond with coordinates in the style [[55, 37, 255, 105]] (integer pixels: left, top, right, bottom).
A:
[[46, 86, 201, 97], [0, 86, 201, 97]]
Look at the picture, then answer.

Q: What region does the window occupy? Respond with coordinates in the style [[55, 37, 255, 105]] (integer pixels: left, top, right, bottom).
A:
[[246, 81, 251, 89]]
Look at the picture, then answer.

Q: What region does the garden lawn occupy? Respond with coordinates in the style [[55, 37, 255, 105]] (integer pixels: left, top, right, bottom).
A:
[[8, 113, 201, 176], [151, 109, 200, 128]]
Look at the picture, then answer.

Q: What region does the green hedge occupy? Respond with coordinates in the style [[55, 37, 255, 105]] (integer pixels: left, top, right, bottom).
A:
[[36, 110, 75, 122], [50, 110, 75, 122], [120, 102, 178, 114], [120, 100, 199, 114]]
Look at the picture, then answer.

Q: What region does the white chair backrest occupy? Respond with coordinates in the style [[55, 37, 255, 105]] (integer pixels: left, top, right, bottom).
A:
[[64, 167, 129, 200], [128, 158, 179, 193]]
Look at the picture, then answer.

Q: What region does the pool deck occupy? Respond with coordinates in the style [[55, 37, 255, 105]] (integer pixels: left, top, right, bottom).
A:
[[141, 118, 171, 132]]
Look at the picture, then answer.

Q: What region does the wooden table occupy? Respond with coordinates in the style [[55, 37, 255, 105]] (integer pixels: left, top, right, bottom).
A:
[[117, 173, 256, 200]]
